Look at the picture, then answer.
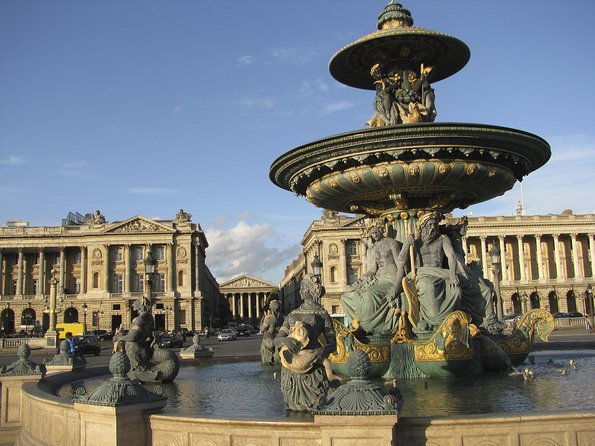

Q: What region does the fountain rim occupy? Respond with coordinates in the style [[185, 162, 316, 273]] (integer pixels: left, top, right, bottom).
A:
[[270, 122, 551, 194]]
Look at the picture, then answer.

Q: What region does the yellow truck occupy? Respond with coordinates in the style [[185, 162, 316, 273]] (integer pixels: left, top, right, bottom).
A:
[[55, 322, 85, 336]]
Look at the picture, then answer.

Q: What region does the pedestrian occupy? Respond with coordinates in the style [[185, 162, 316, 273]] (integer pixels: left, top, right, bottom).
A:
[[65, 332, 76, 356], [586, 319, 592, 331]]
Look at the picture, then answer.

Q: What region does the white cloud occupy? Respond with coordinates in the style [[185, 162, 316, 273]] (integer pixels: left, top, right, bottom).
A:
[[171, 105, 184, 120], [320, 101, 355, 116], [205, 220, 300, 283], [59, 161, 92, 178], [461, 134, 595, 217], [237, 96, 279, 110], [127, 187, 179, 196], [0, 155, 26, 166], [238, 55, 254, 65]]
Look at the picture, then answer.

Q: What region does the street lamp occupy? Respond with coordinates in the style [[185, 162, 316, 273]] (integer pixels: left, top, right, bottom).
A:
[[311, 254, 323, 279], [44, 269, 59, 347], [82, 302, 88, 335], [489, 244, 503, 322], [585, 284, 593, 332], [144, 249, 156, 310]]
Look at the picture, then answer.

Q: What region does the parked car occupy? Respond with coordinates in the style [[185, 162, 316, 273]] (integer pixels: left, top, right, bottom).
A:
[[553, 312, 584, 318], [73, 334, 101, 356], [217, 329, 237, 341], [93, 329, 114, 341], [159, 333, 184, 348], [236, 325, 251, 337]]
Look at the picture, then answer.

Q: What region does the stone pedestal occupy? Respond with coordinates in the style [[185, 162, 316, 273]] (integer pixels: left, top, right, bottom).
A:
[[315, 415, 397, 446], [0, 374, 43, 429], [75, 400, 166, 446], [45, 363, 85, 376], [45, 329, 58, 348]]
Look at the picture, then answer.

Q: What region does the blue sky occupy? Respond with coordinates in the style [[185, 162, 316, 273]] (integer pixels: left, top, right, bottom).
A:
[[1, 1, 594, 284]]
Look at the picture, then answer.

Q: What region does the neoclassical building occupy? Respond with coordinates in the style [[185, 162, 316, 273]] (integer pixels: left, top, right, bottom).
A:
[[0, 210, 220, 334], [279, 210, 595, 319], [219, 274, 277, 323]]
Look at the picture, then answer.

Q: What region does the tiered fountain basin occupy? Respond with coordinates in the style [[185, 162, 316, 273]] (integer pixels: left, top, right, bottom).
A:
[[270, 123, 550, 216]]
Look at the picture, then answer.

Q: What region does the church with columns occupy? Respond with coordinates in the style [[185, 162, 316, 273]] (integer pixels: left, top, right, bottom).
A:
[[219, 274, 277, 323], [0, 210, 220, 334], [279, 210, 595, 319]]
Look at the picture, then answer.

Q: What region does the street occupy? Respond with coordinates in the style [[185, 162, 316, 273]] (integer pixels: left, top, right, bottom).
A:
[[0, 333, 263, 368]]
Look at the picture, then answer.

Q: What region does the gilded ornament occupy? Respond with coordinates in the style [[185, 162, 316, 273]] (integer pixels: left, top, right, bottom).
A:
[[407, 163, 420, 176]]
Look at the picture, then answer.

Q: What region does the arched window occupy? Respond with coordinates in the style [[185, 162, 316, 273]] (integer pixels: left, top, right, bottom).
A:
[[178, 271, 184, 287], [64, 307, 79, 323]]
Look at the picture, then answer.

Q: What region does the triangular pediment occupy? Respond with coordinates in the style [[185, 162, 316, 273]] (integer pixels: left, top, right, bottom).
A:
[[103, 216, 175, 234], [341, 215, 368, 228], [219, 274, 276, 290]]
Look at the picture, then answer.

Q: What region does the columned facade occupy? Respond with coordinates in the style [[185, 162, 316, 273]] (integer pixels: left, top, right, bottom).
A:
[[0, 211, 220, 334], [219, 274, 276, 325], [279, 210, 595, 319]]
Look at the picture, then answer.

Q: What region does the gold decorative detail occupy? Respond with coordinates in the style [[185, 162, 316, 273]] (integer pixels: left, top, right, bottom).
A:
[[328, 177, 338, 188], [329, 319, 391, 364], [349, 172, 361, 183], [374, 166, 390, 179], [438, 163, 451, 175], [413, 311, 474, 362], [408, 163, 420, 176], [487, 167, 496, 177], [465, 163, 479, 176], [491, 309, 554, 356]]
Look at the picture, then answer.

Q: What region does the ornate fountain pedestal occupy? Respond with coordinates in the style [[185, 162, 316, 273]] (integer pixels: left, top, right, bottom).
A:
[[270, 2, 551, 380]]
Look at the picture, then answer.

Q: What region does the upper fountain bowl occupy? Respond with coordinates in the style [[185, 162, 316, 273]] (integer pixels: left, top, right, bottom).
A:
[[270, 123, 550, 217]]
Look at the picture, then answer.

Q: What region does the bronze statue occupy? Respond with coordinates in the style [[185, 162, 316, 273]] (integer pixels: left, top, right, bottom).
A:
[[260, 299, 282, 365], [274, 274, 338, 411], [340, 222, 404, 335]]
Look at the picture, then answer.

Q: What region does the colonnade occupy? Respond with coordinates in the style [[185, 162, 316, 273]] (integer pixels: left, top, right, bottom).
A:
[[222, 291, 269, 321]]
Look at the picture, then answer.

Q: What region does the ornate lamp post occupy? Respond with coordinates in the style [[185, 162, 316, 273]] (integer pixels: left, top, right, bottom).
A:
[[311, 254, 323, 280], [82, 302, 88, 335], [44, 269, 59, 347], [489, 244, 503, 322], [144, 249, 156, 311], [584, 284, 593, 331]]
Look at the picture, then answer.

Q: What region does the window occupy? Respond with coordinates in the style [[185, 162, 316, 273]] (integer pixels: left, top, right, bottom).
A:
[[133, 274, 144, 293], [73, 251, 81, 264], [33, 280, 38, 295], [155, 245, 165, 261], [178, 271, 184, 287], [132, 246, 144, 261], [54, 254, 61, 265], [32, 254, 39, 265], [112, 304, 121, 311], [113, 247, 123, 262], [112, 274, 123, 293], [155, 303, 164, 310], [345, 240, 357, 256], [330, 267, 336, 283], [93, 273, 99, 289], [154, 274, 165, 292], [331, 305, 339, 314]]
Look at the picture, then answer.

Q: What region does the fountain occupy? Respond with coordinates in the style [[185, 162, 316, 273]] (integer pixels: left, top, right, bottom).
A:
[[270, 1, 554, 379], [6, 3, 595, 445]]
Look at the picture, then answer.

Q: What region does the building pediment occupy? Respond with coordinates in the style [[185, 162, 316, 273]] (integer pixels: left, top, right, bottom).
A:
[[219, 274, 276, 290], [103, 216, 175, 235]]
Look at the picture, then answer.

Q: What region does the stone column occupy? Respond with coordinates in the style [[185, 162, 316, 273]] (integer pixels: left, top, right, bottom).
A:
[[248, 293, 253, 319], [516, 235, 526, 282], [23, 255, 29, 296], [341, 239, 348, 284], [16, 249, 24, 296], [194, 242, 201, 294], [479, 236, 487, 274], [168, 244, 175, 293], [571, 233, 580, 278], [80, 247, 87, 294], [124, 245, 131, 294], [553, 234, 562, 280], [104, 245, 110, 291], [535, 235, 544, 281], [498, 236, 508, 282], [256, 292, 261, 319], [239, 293, 245, 319], [587, 234, 595, 278], [59, 248, 65, 294]]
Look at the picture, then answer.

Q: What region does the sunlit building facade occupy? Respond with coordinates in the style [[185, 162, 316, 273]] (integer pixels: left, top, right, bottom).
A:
[[280, 210, 595, 319], [0, 211, 220, 334]]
